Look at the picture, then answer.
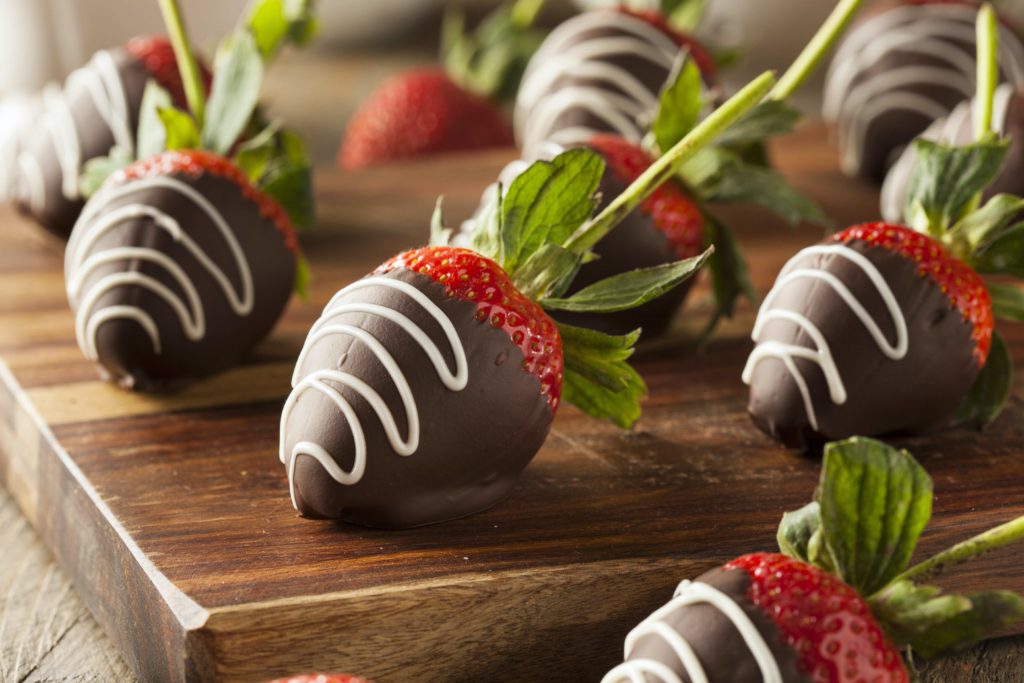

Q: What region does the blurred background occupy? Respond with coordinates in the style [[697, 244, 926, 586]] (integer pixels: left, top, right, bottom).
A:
[[8, 0, 1024, 167]]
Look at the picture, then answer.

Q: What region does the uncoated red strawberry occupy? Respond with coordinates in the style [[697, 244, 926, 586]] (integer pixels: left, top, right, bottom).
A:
[[124, 35, 212, 107], [833, 222, 993, 366], [376, 245, 563, 411], [339, 68, 513, 170]]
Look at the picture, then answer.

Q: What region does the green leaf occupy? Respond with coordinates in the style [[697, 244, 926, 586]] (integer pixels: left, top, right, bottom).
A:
[[247, 0, 317, 60], [954, 331, 1012, 428], [652, 57, 703, 154], [260, 162, 314, 229], [233, 121, 282, 183], [871, 580, 973, 646], [713, 100, 799, 148], [541, 248, 712, 313], [910, 591, 1024, 658], [989, 282, 1024, 322], [137, 80, 174, 159], [953, 194, 1024, 254], [904, 137, 1009, 236], [702, 213, 756, 337], [704, 157, 830, 227], [470, 182, 505, 261], [501, 148, 605, 274], [79, 146, 133, 198], [157, 106, 201, 151], [818, 437, 933, 596], [514, 243, 583, 300], [201, 29, 264, 155], [559, 323, 645, 429], [972, 221, 1024, 277], [429, 197, 453, 247], [663, 0, 708, 31], [778, 501, 821, 563]]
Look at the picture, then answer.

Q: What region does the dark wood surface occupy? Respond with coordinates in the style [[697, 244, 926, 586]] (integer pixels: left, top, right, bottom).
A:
[[2, 127, 1024, 682]]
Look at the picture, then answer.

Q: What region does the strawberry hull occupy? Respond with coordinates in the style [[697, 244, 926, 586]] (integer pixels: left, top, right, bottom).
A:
[[280, 267, 554, 529], [65, 165, 296, 391], [744, 236, 981, 448]]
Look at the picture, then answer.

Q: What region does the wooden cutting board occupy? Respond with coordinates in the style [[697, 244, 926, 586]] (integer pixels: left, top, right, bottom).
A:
[[2, 127, 1024, 683]]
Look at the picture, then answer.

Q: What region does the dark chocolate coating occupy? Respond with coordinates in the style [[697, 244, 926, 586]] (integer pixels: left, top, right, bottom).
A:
[[882, 85, 1024, 222], [514, 10, 687, 158], [746, 239, 980, 448], [612, 567, 809, 683], [824, 2, 1024, 183], [282, 268, 554, 528], [555, 166, 691, 338], [15, 47, 151, 238], [66, 171, 296, 390]]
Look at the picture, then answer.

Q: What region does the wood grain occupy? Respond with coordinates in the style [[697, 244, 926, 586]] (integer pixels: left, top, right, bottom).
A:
[[3, 127, 1024, 682]]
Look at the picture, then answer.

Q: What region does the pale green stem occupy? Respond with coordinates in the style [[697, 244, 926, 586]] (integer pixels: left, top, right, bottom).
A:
[[563, 71, 776, 254], [157, 0, 206, 127], [892, 515, 1024, 586], [769, 0, 863, 101], [975, 4, 999, 140]]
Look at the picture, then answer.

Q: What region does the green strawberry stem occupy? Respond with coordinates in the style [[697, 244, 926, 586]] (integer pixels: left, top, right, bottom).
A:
[[975, 4, 998, 140], [768, 0, 863, 101], [157, 0, 207, 127], [563, 70, 776, 254], [511, 0, 545, 28], [891, 514, 1024, 586]]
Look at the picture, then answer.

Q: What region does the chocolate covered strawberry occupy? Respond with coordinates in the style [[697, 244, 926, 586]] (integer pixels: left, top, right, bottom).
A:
[[514, 4, 718, 159], [279, 72, 778, 528], [12, 35, 211, 238], [603, 437, 1024, 682], [64, 0, 316, 390], [464, 1, 861, 338], [745, 5, 1019, 446], [338, 0, 545, 169]]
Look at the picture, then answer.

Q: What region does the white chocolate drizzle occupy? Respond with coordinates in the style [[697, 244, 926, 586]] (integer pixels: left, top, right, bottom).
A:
[[515, 11, 680, 157], [601, 579, 783, 683], [741, 244, 908, 431], [65, 175, 254, 361], [279, 276, 469, 507], [824, 3, 1024, 176]]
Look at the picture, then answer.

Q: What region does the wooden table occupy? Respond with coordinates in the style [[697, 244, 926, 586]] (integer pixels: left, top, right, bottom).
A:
[[3, 127, 1024, 682]]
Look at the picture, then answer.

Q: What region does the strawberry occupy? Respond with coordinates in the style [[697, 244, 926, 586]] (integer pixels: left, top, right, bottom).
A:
[[339, 68, 514, 170], [266, 675, 371, 683], [553, 133, 706, 336], [603, 437, 1024, 682], [64, 0, 315, 391], [279, 69, 779, 527], [13, 35, 212, 238], [748, 6, 1018, 447]]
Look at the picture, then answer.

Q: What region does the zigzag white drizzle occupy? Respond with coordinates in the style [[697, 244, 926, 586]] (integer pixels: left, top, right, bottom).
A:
[[515, 11, 680, 156], [881, 83, 1015, 222], [823, 3, 1024, 176], [741, 245, 908, 431], [279, 277, 469, 508], [601, 579, 783, 683], [65, 175, 253, 361], [18, 49, 134, 212]]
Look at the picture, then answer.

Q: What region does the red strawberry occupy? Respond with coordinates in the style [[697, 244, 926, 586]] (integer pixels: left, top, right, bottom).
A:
[[66, 150, 298, 390], [745, 222, 993, 446], [280, 245, 560, 527], [339, 68, 513, 170], [266, 675, 372, 683], [124, 35, 212, 108]]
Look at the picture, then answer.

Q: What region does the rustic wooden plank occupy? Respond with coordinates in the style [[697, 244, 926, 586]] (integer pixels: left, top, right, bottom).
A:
[[2, 126, 1024, 682]]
